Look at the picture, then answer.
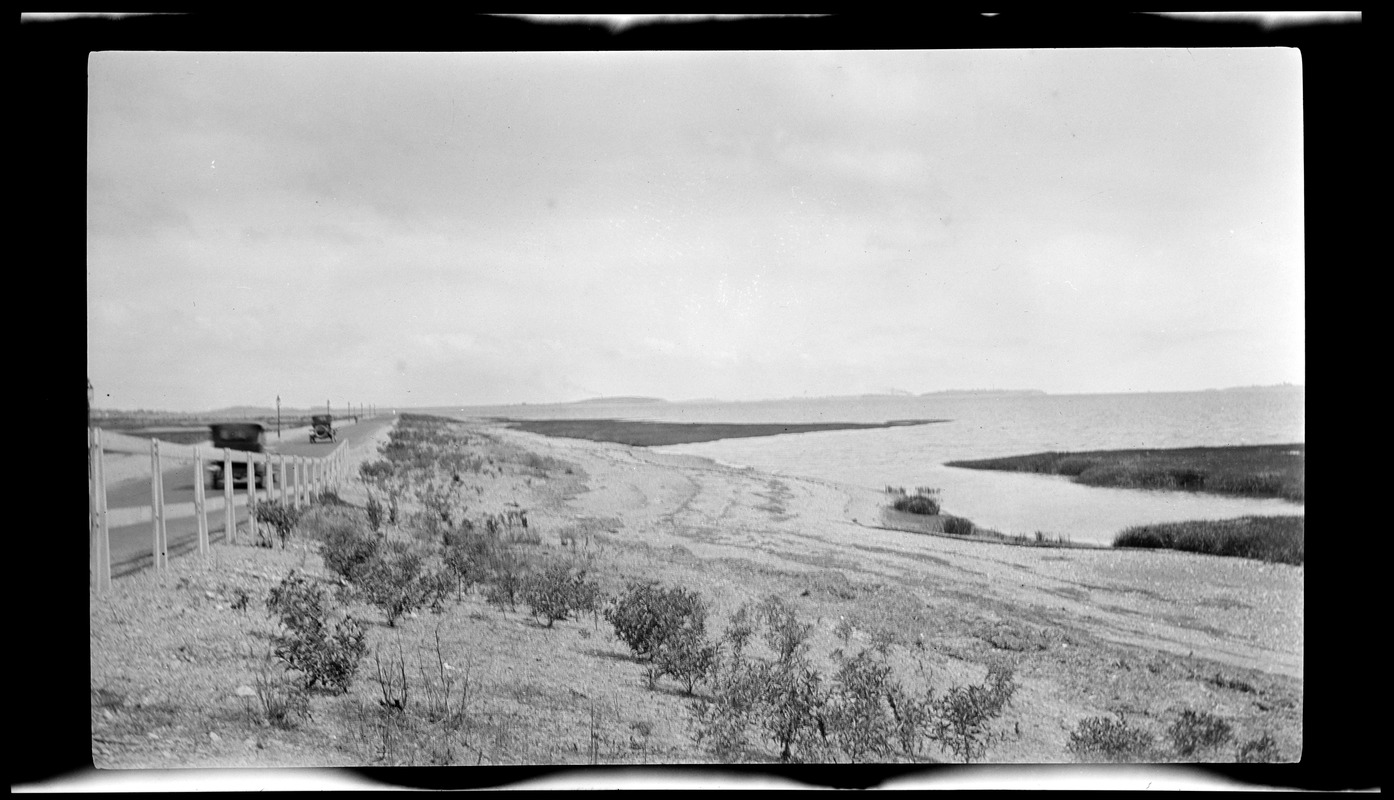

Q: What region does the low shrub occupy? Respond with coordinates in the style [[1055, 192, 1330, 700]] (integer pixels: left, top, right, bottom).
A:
[[1236, 733, 1280, 763], [416, 567, 455, 616], [483, 546, 529, 614], [689, 595, 1019, 764], [929, 663, 1018, 763], [249, 649, 312, 728], [357, 541, 433, 627], [1067, 713, 1156, 763], [689, 621, 764, 760], [888, 486, 941, 516], [253, 500, 303, 548], [442, 526, 493, 598], [521, 561, 600, 628], [605, 582, 709, 663], [265, 570, 367, 693], [359, 459, 396, 483], [822, 647, 911, 762], [940, 515, 976, 536], [1166, 708, 1233, 758], [654, 627, 720, 695], [319, 519, 381, 583], [352, 633, 481, 766], [366, 494, 386, 533], [415, 479, 464, 540]]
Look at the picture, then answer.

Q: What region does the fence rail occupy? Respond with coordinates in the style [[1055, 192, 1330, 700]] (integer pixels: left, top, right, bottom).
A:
[[87, 424, 366, 593]]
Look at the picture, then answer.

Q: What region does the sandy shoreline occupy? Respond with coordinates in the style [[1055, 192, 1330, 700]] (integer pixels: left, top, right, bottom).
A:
[[480, 421, 1302, 681]]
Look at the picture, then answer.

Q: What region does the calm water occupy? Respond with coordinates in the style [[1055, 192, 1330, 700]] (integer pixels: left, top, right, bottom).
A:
[[434, 388, 1305, 546]]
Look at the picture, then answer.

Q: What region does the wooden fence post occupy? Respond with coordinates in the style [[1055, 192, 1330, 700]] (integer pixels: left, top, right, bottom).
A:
[[278, 454, 287, 507], [224, 448, 235, 545], [194, 447, 208, 557], [90, 428, 111, 593], [90, 426, 98, 584], [150, 439, 167, 571], [266, 451, 276, 504], [246, 451, 258, 542]]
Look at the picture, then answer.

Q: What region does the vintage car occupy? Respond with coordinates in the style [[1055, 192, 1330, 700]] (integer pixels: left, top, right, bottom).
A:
[[207, 422, 268, 489], [310, 413, 338, 443]]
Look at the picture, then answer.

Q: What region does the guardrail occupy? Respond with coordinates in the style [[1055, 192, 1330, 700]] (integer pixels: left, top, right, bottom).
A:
[[87, 426, 357, 593]]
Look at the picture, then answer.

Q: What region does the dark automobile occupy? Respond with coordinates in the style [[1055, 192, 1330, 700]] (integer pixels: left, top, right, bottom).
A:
[[207, 422, 268, 489], [310, 413, 337, 444]]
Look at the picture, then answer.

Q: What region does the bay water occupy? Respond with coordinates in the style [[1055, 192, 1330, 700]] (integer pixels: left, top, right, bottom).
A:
[[440, 388, 1305, 546]]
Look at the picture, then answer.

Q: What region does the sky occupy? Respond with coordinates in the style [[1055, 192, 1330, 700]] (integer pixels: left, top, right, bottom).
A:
[[86, 47, 1305, 411]]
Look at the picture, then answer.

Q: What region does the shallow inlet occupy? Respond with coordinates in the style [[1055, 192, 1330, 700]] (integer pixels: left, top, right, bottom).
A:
[[911, 464, 1302, 546], [657, 429, 1303, 547]]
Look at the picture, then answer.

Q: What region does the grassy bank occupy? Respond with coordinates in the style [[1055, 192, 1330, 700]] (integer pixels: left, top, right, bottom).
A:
[[499, 417, 946, 447], [882, 487, 1085, 549], [1114, 516, 1304, 566], [945, 444, 1304, 502], [880, 487, 1300, 562]]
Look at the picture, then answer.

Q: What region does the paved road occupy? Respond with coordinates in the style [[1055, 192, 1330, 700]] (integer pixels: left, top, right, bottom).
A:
[[95, 415, 397, 579], [105, 417, 385, 511]]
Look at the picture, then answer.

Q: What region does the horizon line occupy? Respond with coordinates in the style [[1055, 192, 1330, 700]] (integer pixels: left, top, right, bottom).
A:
[[89, 383, 1305, 415]]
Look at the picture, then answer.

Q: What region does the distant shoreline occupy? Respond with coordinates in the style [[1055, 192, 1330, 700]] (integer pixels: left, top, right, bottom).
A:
[[946, 443, 1305, 503], [496, 417, 948, 447]]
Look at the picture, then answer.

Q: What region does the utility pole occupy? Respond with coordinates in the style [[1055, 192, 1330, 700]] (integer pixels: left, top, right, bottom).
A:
[[276, 395, 281, 440]]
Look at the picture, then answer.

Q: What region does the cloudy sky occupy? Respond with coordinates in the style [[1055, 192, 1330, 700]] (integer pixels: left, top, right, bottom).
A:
[[86, 48, 1303, 411]]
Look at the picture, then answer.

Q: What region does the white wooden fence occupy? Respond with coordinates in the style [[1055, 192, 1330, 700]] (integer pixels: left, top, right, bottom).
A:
[[87, 427, 354, 593]]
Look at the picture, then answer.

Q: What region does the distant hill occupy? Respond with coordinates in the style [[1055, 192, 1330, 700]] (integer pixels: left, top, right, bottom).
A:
[[205, 406, 276, 417], [565, 396, 668, 405], [919, 389, 1048, 397], [204, 406, 331, 417], [1212, 383, 1304, 392]]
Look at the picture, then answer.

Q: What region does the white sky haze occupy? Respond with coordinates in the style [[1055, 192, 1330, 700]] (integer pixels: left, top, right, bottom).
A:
[[87, 48, 1305, 411]]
